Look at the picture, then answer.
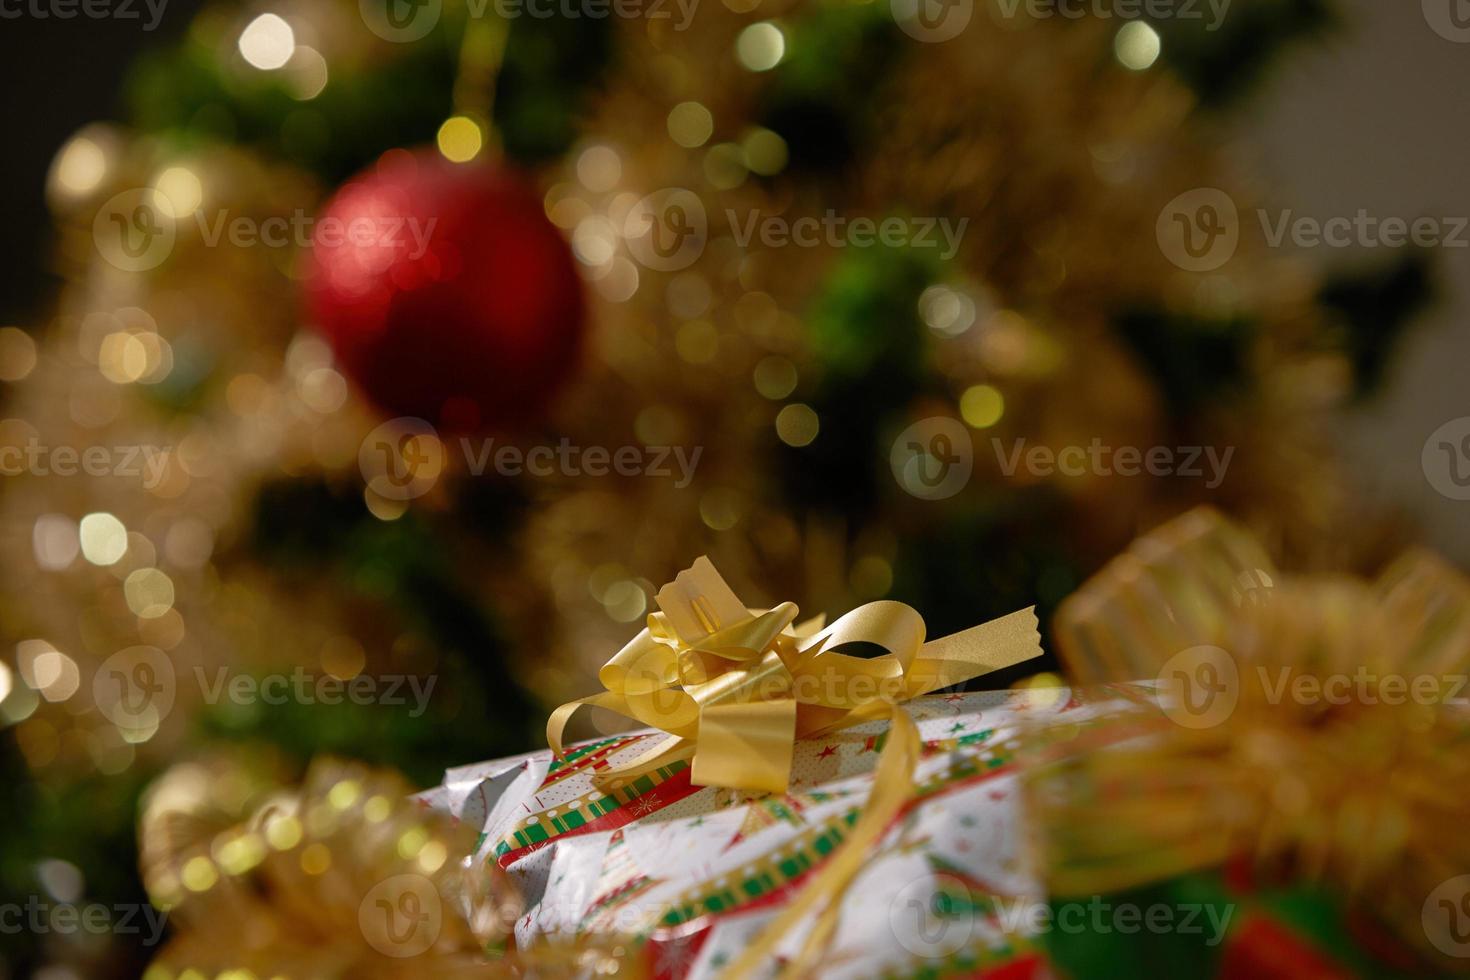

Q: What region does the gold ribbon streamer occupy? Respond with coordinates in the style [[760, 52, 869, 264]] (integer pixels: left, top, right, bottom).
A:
[[548, 557, 1042, 976]]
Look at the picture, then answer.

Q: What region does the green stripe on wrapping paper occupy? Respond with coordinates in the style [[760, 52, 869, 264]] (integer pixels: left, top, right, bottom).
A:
[[549, 735, 628, 773], [658, 809, 863, 928], [883, 940, 1039, 980], [742, 869, 778, 898], [550, 808, 587, 833], [494, 759, 691, 858]]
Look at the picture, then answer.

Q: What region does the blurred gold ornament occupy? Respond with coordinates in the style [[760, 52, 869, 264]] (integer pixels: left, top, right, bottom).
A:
[[141, 756, 522, 978], [1029, 508, 1470, 972]]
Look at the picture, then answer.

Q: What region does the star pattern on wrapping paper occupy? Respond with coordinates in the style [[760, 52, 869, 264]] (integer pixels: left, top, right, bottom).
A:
[[817, 744, 837, 759], [943, 693, 966, 704], [949, 722, 968, 734]]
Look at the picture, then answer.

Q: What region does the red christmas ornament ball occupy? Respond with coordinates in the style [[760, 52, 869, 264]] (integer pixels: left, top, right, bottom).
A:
[[304, 150, 585, 432]]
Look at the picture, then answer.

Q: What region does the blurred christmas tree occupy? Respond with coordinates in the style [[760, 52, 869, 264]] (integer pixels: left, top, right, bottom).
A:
[[0, 0, 1436, 974]]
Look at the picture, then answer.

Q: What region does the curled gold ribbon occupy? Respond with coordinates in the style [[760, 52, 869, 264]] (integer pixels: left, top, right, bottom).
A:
[[549, 557, 1042, 978]]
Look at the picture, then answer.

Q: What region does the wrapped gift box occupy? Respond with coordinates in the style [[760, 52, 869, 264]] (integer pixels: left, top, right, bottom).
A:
[[418, 685, 1143, 979]]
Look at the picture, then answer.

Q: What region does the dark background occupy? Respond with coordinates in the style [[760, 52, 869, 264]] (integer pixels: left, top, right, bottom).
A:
[[0, 2, 204, 320]]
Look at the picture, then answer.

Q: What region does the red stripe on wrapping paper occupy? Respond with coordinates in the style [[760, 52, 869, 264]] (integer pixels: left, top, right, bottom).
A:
[[642, 938, 1044, 980], [496, 767, 703, 867], [543, 735, 649, 788]]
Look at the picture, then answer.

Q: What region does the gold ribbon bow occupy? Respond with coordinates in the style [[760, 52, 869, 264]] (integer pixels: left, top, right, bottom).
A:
[[549, 558, 1042, 977], [550, 556, 1041, 795]]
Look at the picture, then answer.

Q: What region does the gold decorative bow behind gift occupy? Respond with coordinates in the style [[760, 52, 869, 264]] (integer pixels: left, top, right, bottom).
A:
[[549, 556, 1043, 795]]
